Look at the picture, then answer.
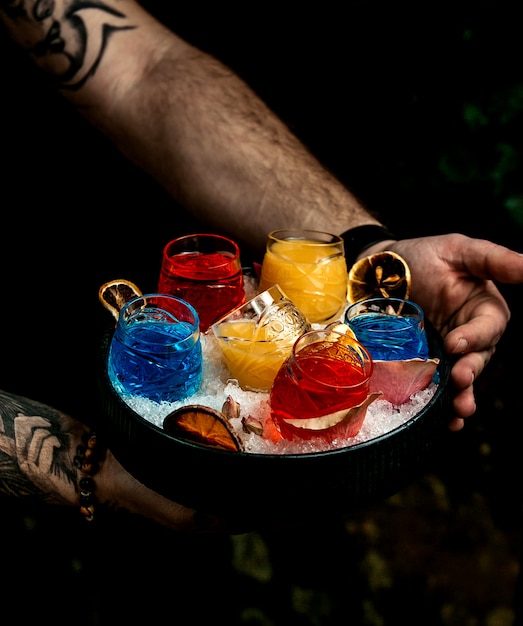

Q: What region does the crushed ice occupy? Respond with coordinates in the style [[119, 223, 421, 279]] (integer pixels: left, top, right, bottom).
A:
[[119, 331, 438, 456]]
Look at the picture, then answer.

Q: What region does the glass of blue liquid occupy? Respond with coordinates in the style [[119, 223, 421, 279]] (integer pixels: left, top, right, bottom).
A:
[[107, 294, 202, 403], [344, 297, 430, 361]]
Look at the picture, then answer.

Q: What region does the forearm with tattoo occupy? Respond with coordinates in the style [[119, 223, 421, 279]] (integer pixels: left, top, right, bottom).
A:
[[0, 0, 135, 89], [1, 0, 380, 257], [0, 390, 87, 505]]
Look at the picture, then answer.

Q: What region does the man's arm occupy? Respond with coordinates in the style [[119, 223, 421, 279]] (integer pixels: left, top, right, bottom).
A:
[[0, 0, 381, 257], [0, 388, 218, 531], [4, 0, 523, 431]]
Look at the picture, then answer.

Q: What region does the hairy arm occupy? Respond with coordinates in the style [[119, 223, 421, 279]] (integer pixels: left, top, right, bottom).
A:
[[0, 0, 380, 256], [4, 1, 521, 432]]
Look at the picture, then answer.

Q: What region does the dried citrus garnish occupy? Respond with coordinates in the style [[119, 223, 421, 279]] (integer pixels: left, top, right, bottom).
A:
[[163, 404, 243, 452], [98, 278, 142, 321], [347, 250, 411, 303]]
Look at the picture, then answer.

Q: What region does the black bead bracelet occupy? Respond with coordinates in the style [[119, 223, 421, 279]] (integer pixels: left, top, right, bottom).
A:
[[75, 430, 103, 522]]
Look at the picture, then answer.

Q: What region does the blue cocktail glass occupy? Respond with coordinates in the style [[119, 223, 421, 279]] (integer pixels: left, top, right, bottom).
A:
[[107, 293, 202, 403], [344, 297, 430, 361]]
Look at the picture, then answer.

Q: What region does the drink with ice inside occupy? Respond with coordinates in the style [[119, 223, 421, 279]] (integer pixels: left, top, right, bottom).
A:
[[212, 285, 310, 391]]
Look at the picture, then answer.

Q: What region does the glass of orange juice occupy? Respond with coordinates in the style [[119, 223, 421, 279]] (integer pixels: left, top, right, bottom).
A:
[[258, 229, 347, 323], [211, 285, 310, 391]]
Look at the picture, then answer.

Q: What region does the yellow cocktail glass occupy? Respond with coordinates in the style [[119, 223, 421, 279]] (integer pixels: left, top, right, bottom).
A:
[[212, 285, 310, 391], [258, 229, 347, 323]]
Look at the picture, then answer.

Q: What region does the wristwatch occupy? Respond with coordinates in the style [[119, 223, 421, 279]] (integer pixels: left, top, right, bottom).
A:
[[341, 224, 397, 270]]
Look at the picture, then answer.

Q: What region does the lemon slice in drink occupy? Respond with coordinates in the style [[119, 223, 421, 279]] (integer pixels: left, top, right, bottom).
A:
[[99, 278, 142, 321], [347, 250, 411, 303]]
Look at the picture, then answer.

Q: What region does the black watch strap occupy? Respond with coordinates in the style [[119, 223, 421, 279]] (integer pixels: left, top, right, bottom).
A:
[[341, 224, 397, 270]]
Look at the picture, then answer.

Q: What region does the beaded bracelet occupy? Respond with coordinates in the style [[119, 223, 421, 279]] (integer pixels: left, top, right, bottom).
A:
[[75, 430, 103, 522], [341, 224, 398, 270]]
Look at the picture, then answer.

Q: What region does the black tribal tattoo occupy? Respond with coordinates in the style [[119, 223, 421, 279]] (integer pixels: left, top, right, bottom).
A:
[[0, 0, 135, 88]]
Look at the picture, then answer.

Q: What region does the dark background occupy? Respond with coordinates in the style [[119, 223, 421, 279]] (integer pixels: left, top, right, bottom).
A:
[[1, 2, 522, 625]]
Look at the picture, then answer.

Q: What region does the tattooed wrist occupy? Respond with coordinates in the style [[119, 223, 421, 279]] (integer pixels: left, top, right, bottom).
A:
[[0, 390, 86, 504]]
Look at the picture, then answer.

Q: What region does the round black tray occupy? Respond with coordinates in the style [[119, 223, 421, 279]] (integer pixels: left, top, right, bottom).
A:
[[97, 322, 452, 528]]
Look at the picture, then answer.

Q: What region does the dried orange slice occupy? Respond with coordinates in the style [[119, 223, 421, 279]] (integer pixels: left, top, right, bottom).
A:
[[347, 250, 411, 303], [98, 279, 142, 321], [163, 405, 243, 452]]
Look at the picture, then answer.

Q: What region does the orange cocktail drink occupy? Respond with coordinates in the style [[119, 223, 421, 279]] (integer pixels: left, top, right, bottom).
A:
[[212, 285, 310, 391], [258, 229, 347, 323]]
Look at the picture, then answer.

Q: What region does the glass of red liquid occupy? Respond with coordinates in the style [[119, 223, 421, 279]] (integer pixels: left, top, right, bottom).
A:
[[270, 329, 375, 443], [158, 233, 245, 332]]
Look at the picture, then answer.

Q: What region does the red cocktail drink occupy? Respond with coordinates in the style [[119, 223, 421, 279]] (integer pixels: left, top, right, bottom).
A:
[[158, 233, 245, 331], [270, 329, 377, 443]]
